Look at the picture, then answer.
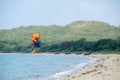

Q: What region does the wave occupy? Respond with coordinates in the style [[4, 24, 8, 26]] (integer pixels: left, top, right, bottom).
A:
[[51, 56, 97, 79]]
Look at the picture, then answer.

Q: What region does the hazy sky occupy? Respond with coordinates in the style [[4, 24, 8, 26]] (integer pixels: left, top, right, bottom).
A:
[[0, 0, 120, 29]]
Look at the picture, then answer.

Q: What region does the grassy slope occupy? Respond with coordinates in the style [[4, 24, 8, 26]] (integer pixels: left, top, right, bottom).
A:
[[0, 21, 120, 45]]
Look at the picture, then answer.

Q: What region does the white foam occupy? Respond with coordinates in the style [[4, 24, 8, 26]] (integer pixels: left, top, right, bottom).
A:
[[51, 63, 87, 79], [52, 70, 72, 78], [51, 56, 97, 79]]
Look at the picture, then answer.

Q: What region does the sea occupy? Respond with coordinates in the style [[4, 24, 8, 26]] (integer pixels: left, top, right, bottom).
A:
[[0, 53, 97, 80]]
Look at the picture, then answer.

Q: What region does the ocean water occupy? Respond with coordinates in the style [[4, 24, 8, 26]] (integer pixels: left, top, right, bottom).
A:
[[0, 53, 96, 80]]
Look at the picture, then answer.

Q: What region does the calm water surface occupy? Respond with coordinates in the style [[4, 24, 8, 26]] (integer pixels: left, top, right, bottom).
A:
[[0, 53, 96, 80]]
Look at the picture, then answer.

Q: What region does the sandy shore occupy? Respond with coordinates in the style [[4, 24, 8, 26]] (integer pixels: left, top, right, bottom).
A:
[[60, 53, 120, 80]]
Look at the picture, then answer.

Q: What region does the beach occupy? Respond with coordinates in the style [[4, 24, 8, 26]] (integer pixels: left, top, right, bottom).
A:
[[60, 53, 120, 80]]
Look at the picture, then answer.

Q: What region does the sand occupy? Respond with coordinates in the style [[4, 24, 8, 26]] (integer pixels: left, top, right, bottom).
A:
[[60, 53, 120, 80]]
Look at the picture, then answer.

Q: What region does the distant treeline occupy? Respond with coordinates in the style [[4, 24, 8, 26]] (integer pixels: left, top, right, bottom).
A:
[[41, 38, 120, 52], [0, 38, 120, 53]]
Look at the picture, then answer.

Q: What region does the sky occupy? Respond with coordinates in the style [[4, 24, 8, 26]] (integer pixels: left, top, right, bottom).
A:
[[0, 0, 120, 29]]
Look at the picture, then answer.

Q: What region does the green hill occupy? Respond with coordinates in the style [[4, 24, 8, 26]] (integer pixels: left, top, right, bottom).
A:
[[0, 20, 120, 45]]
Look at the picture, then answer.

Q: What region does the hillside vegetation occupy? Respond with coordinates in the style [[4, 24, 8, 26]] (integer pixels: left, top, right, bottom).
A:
[[0, 21, 120, 44], [0, 20, 120, 53]]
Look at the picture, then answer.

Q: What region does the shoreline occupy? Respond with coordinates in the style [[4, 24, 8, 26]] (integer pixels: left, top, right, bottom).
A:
[[52, 55, 97, 79], [60, 53, 120, 80]]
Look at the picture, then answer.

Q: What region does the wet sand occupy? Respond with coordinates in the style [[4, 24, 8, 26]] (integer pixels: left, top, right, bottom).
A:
[[60, 53, 120, 80]]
